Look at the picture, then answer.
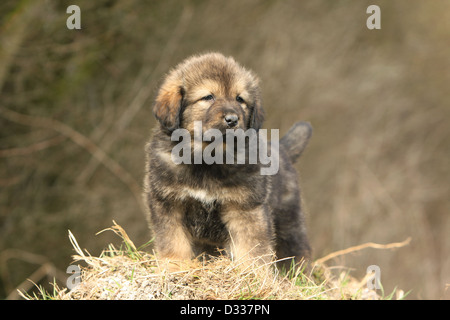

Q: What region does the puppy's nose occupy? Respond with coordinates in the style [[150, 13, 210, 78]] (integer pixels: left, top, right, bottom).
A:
[[224, 114, 239, 128]]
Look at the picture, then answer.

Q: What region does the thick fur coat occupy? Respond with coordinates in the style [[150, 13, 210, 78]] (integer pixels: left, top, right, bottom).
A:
[[144, 53, 312, 269]]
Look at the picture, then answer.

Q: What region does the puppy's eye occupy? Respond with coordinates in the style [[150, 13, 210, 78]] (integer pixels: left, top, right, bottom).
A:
[[201, 95, 214, 101], [236, 96, 245, 104]]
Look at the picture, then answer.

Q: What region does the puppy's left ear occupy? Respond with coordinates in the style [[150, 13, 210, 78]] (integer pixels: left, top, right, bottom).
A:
[[249, 97, 264, 131], [153, 80, 185, 132]]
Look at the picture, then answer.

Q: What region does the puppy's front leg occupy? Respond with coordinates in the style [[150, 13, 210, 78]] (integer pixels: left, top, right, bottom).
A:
[[149, 201, 193, 262], [222, 204, 274, 264]]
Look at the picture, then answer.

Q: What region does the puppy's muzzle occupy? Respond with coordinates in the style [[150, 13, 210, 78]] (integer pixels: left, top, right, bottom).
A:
[[205, 102, 244, 132], [224, 114, 239, 128]]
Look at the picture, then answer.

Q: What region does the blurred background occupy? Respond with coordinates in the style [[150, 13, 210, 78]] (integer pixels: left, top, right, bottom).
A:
[[0, 0, 449, 299]]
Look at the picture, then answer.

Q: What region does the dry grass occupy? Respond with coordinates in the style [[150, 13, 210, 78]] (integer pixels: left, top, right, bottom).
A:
[[20, 223, 408, 300]]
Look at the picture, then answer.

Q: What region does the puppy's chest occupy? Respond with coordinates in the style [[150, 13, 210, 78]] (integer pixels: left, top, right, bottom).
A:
[[182, 199, 228, 243], [183, 187, 219, 204], [178, 183, 248, 204]]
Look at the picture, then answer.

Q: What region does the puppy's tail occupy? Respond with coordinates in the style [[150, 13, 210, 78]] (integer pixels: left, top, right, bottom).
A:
[[280, 121, 312, 163]]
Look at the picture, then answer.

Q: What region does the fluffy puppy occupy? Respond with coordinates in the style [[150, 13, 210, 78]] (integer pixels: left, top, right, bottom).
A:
[[144, 53, 312, 269]]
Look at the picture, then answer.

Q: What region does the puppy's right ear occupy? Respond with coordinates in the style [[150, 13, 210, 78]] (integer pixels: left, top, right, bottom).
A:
[[153, 80, 185, 132]]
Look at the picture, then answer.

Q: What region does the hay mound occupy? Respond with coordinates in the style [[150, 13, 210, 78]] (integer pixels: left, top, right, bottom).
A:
[[24, 222, 406, 300]]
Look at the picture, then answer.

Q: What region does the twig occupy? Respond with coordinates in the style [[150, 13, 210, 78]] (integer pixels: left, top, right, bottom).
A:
[[0, 107, 146, 215], [315, 237, 412, 265], [0, 249, 49, 293], [0, 249, 66, 300], [8, 263, 53, 300], [0, 135, 66, 157]]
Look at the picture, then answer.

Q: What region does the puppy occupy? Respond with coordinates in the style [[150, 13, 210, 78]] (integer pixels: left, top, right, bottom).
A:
[[144, 53, 312, 269]]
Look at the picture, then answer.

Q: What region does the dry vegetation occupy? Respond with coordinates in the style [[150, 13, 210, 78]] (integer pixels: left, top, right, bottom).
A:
[[1, 0, 449, 299], [22, 223, 407, 300]]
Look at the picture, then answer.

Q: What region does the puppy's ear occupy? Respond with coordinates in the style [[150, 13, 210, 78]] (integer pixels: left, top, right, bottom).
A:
[[249, 98, 264, 131], [153, 81, 185, 132]]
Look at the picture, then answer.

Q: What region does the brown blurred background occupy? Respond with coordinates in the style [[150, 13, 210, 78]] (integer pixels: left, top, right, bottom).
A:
[[0, 0, 449, 299]]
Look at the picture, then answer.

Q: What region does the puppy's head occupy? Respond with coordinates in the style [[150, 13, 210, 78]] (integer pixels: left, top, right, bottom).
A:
[[153, 53, 264, 135]]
